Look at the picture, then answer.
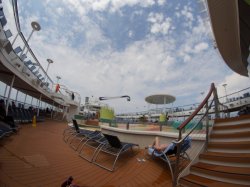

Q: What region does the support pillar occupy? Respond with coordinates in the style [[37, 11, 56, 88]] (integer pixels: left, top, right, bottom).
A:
[[37, 94, 42, 116], [6, 75, 15, 115]]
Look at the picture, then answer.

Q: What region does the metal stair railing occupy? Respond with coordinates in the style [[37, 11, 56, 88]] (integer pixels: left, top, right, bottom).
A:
[[172, 83, 227, 187]]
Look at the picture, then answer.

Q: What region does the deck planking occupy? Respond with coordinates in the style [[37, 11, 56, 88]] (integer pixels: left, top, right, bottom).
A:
[[0, 120, 172, 187]]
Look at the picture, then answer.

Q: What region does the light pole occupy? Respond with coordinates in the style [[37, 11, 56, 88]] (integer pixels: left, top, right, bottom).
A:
[[45, 59, 53, 82], [56, 76, 61, 84], [20, 21, 41, 56], [222, 83, 228, 103]]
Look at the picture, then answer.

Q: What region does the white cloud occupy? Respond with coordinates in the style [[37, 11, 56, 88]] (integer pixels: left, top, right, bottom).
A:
[[148, 13, 172, 35], [65, 0, 156, 13], [193, 42, 208, 53], [110, 0, 155, 11], [148, 12, 164, 23], [181, 5, 193, 22], [180, 5, 194, 29], [157, 0, 166, 6], [56, 7, 64, 16], [92, 0, 110, 11], [128, 30, 133, 38]]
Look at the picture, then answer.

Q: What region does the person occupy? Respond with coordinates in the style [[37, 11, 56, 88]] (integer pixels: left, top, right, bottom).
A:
[[166, 113, 169, 121], [55, 83, 60, 93], [71, 92, 75, 100], [0, 99, 17, 132], [147, 136, 171, 152], [11, 101, 16, 109]]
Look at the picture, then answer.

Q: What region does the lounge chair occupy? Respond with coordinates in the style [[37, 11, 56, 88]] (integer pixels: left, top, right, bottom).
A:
[[92, 134, 139, 172], [146, 136, 191, 180], [63, 119, 92, 143], [0, 99, 20, 131], [14, 46, 22, 54], [0, 9, 7, 27], [0, 121, 14, 138], [4, 29, 12, 38], [24, 60, 32, 66], [20, 54, 27, 60], [78, 133, 107, 162], [69, 130, 101, 151]]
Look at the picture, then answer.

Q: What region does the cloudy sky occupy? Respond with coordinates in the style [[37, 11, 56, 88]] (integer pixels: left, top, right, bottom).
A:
[[2, 0, 250, 113]]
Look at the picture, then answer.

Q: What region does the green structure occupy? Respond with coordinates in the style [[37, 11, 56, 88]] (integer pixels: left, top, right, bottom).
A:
[[99, 106, 115, 124]]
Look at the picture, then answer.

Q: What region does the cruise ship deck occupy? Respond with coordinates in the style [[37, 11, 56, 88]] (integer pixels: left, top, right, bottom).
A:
[[0, 120, 172, 187]]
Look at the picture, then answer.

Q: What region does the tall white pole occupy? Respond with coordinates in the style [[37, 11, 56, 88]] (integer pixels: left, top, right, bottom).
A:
[[20, 21, 41, 56], [37, 94, 42, 116], [45, 59, 53, 82], [222, 84, 228, 103]]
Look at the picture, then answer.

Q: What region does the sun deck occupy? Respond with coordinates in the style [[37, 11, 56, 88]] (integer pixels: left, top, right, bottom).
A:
[[0, 120, 172, 187]]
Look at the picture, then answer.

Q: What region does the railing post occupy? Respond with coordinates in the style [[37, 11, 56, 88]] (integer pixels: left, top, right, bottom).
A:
[[160, 123, 162, 131], [126, 122, 129, 130], [37, 94, 42, 117], [172, 129, 183, 187], [205, 101, 209, 149], [51, 101, 54, 119], [213, 85, 220, 119], [178, 128, 182, 141]]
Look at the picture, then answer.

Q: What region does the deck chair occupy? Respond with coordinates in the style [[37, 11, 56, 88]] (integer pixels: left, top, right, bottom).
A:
[[0, 121, 13, 138], [14, 46, 22, 54], [29, 65, 36, 72], [63, 121, 80, 142], [78, 133, 107, 162], [147, 136, 191, 180], [20, 54, 27, 60], [69, 130, 101, 151], [64, 119, 93, 144], [0, 9, 7, 27], [24, 60, 32, 66], [93, 134, 139, 172], [4, 29, 12, 38]]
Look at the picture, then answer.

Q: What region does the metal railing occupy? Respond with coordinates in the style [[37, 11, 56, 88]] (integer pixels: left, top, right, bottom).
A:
[[117, 86, 250, 118], [172, 83, 226, 186]]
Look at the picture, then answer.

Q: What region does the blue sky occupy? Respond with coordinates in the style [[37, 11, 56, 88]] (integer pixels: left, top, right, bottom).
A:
[[2, 0, 250, 113]]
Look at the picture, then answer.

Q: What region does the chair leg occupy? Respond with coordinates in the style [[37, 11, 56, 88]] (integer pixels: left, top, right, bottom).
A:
[[63, 131, 75, 143], [71, 136, 87, 151], [79, 140, 102, 162]]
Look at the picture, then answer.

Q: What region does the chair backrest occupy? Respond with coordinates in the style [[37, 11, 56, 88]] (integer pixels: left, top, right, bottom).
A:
[[24, 60, 32, 66], [34, 70, 39, 75], [0, 99, 6, 118], [103, 134, 122, 148], [21, 54, 27, 60], [0, 10, 7, 27], [72, 119, 80, 133], [4, 41, 13, 54], [162, 136, 191, 156], [180, 136, 191, 153], [14, 46, 22, 54], [4, 29, 12, 38], [29, 66, 36, 71]]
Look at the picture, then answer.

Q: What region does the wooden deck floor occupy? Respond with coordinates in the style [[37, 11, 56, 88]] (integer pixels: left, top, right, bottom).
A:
[[0, 120, 172, 187]]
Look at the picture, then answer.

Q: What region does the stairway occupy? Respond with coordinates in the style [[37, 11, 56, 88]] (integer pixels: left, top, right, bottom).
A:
[[178, 115, 250, 186]]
